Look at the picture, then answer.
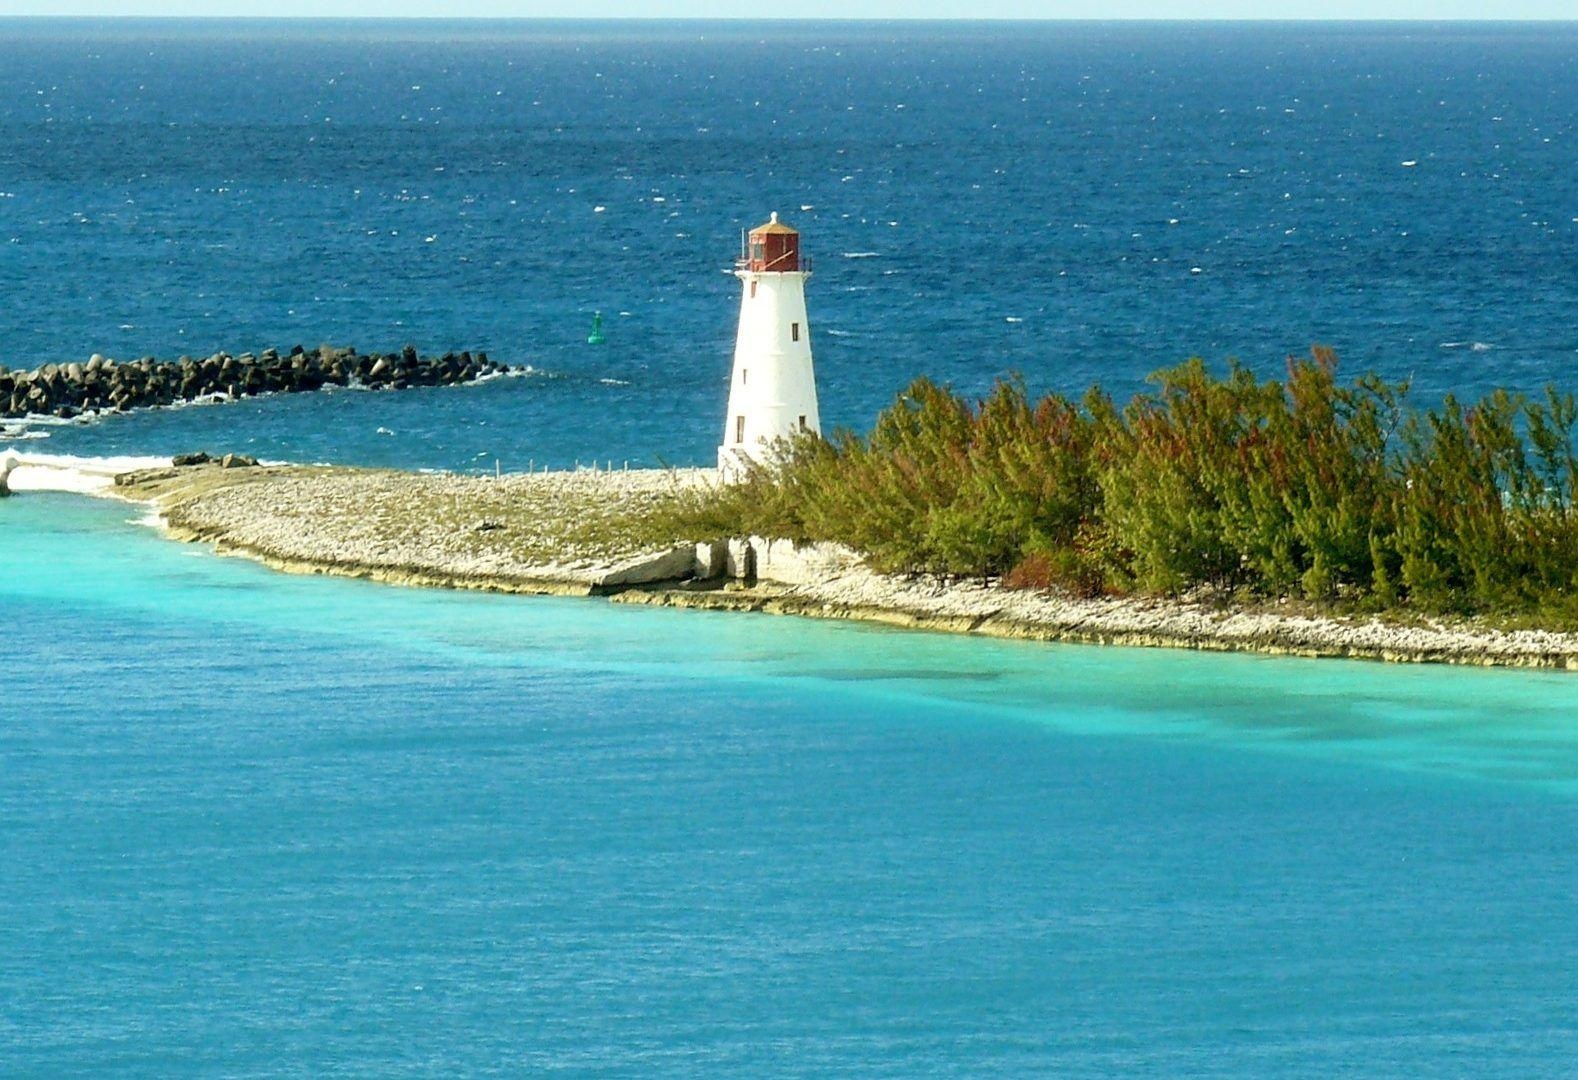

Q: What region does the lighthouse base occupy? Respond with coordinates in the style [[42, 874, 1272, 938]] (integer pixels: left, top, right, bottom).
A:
[[717, 446, 754, 484]]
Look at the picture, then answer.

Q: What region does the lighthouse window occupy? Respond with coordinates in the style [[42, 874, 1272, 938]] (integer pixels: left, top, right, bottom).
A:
[[791, 322, 800, 341], [750, 281, 757, 299], [741, 369, 748, 385], [735, 415, 745, 444], [798, 415, 807, 431]]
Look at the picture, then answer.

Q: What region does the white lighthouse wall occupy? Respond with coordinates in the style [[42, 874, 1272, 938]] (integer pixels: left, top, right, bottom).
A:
[[720, 270, 820, 476]]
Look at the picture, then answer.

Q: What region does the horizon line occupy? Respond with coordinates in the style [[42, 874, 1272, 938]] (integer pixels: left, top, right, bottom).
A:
[[3, 14, 1576, 22]]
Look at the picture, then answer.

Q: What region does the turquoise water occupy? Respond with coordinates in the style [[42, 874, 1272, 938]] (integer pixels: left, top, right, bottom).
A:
[[5, 495, 1578, 1073]]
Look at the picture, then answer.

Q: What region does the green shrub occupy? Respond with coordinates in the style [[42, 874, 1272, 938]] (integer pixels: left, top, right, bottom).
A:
[[667, 351, 1578, 625]]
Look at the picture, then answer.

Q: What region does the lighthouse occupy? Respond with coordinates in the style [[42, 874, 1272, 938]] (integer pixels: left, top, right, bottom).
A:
[[718, 212, 821, 480]]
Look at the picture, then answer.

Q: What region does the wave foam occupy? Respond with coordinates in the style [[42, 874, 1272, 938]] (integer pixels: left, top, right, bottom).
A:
[[130, 506, 167, 529], [165, 392, 238, 410], [1, 450, 172, 495], [484, 366, 556, 382], [5, 411, 99, 427]]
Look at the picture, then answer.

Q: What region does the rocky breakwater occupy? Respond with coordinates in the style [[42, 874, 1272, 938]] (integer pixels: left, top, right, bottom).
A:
[[0, 345, 510, 420]]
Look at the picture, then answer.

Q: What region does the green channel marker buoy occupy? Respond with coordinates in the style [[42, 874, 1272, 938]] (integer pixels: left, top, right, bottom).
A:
[[587, 311, 606, 345]]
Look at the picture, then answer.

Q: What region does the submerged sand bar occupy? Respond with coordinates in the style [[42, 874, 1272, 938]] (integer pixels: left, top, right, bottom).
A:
[[85, 461, 1578, 670]]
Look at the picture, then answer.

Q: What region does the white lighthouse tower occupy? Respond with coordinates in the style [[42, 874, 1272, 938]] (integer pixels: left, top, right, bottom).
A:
[[718, 212, 821, 480]]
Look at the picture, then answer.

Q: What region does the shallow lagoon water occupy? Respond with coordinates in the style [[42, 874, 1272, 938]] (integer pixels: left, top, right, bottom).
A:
[[4, 496, 1578, 1074]]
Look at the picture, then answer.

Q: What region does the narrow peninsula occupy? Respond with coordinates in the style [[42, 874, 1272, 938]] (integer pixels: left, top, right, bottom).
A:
[[89, 454, 1578, 671], [11, 345, 1578, 671]]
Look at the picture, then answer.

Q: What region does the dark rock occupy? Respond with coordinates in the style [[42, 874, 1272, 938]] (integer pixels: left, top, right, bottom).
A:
[[1, 345, 507, 420], [172, 452, 211, 467]]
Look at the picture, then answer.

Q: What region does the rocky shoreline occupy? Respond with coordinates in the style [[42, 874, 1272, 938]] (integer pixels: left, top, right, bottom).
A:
[[1, 344, 510, 420], [616, 575, 1578, 669], [91, 459, 1578, 671]]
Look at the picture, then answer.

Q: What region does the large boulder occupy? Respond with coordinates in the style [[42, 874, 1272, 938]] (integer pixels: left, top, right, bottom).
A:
[[597, 545, 698, 588]]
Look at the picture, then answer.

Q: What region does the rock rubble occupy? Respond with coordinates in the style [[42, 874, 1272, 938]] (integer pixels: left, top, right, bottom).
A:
[[0, 345, 509, 420]]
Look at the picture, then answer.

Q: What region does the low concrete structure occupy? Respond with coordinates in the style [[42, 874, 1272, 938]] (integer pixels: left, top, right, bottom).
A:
[[749, 536, 863, 586], [693, 540, 729, 579]]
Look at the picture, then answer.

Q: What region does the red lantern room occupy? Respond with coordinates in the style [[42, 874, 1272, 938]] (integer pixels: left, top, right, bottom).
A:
[[741, 212, 801, 272]]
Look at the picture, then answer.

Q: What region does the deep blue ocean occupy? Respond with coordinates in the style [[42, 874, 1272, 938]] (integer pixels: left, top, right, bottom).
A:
[[3, 20, 1578, 1075], [2, 19, 1573, 467]]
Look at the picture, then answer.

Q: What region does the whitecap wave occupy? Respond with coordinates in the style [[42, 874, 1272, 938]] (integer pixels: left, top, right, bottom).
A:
[[1440, 341, 1497, 351], [165, 392, 237, 410], [4, 411, 97, 427], [1, 450, 172, 495], [495, 366, 556, 381], [129, 506, 167, 530], [842, 251, 881, 258]]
